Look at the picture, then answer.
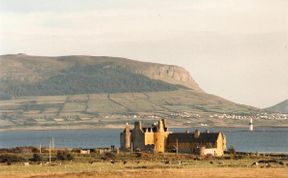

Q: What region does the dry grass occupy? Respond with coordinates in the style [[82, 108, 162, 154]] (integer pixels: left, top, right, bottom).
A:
[[2, 168, 287, 178], [0, 160, 287, 178], [1, 152, 287, 178]]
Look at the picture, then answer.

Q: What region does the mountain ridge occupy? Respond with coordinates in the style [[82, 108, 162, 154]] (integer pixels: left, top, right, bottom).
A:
[[0, 54, 264, 130], [0, 54, 203, 93], [266, 99, 288, 113]]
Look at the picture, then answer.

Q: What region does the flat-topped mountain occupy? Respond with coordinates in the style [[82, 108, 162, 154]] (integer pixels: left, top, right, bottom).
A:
[[0, 54, 202, 98], [0, 54, 261, 130], [266, 99, 288, 113]]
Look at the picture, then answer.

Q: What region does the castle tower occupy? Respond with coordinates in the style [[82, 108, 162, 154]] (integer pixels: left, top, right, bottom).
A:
[[194, 129, 200, 138], [154, 119, 168, 153], [120, 123, 131, 150]]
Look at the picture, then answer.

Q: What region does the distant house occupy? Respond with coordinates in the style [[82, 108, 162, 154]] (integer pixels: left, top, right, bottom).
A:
[[95, 147, 112, 154], [80, 149, 90, 154], [120, 119, 226, 156], [166, 130, 226, 156]]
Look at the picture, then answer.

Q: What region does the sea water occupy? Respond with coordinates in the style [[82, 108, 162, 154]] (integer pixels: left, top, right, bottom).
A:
[[0, 127, 287, 153]]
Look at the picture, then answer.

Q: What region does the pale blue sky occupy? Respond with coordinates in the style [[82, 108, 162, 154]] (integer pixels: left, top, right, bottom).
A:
[[0, 0, 287, 108]]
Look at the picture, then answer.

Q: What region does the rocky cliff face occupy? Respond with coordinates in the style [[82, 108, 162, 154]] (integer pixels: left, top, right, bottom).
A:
[[135, 64, 203, 92]]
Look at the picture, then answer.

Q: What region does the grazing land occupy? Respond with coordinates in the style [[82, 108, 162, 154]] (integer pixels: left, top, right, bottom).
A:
[[0, 149, 287, 178], [1, 165, 287, 178], [2, 89, 284, 131], [0, 89, 261, 130]]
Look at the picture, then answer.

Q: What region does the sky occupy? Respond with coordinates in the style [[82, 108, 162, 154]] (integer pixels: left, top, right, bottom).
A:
[[0, 0, 287, 108]]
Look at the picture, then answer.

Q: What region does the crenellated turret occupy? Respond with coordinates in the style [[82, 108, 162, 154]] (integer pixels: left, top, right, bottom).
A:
[[154, 119, 169, 153]]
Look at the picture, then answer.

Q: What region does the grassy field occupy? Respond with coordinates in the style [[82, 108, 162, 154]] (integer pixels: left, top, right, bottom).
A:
[[1, 160, 287, 178], [0, 89, 269, 130], [0, 152, 287, 178], [0, 162, 288, 178]]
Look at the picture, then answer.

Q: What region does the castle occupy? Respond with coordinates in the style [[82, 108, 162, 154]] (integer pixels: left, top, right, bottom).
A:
[[120, 119, 226, 156]]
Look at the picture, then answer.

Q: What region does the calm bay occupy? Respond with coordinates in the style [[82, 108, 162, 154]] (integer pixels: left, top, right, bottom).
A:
[[0, 127, 287, 153]]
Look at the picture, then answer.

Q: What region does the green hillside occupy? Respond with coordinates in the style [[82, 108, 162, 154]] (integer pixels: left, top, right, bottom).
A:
[[0, 90, 260, 130], [266, 99, 288, 113], [0, 63, 182, 98], [0, 54, 263, 130]]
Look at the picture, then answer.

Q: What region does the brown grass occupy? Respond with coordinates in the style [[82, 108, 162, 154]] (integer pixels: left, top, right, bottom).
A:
[[1, 152, 287, 178], [2, 168, 287, 178]]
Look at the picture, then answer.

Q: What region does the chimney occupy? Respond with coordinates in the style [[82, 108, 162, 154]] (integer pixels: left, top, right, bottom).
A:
[[194, 129, 200, 138], [125, 123, 130, 132], [162, 119, 168, 132]]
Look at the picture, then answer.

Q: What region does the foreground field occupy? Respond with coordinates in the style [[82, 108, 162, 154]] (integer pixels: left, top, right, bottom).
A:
[[1, 156, 288, 178], [32, 168, 288, 178], [1, 163, 287, 178], [1, 151, 287, 178]]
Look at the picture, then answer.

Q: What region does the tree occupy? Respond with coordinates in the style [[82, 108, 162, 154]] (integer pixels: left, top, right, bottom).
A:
[[56, 151, 74, 161], [31, 153, 43, 162], [228, 145, 236, 159]]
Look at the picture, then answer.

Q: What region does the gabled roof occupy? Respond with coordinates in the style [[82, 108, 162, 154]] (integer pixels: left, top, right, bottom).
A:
[[167, 132, 220, 145]]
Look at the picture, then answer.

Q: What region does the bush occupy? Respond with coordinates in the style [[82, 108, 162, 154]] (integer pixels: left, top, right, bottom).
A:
[[228, 146, 236, 155], [71, 148, 81, 153], [0, 154, 26, 163], [228, 146, 236, 159], [30, 153, 43, 162], [6, 146, 39, 153], [31, 147, 40, 153], [101, 152, 116, 161], [56, 151, 74, 161]]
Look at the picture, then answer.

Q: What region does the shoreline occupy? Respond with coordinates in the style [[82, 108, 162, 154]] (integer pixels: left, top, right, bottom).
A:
[[0, 146, 287, 155], [0, 124, 288, 132], [1, 124, 288, 132]]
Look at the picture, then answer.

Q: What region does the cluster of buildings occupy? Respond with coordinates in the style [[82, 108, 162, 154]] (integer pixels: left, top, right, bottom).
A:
[[209, 113, 288, 121], [120, 119, 226, 157], [169, 112, 200, 118]]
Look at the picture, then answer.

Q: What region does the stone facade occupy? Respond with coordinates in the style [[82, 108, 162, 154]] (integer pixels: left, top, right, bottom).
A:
[[166, 130, 226, 156], [120, 119, 169, 153], [120, 119, 226, 156]]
